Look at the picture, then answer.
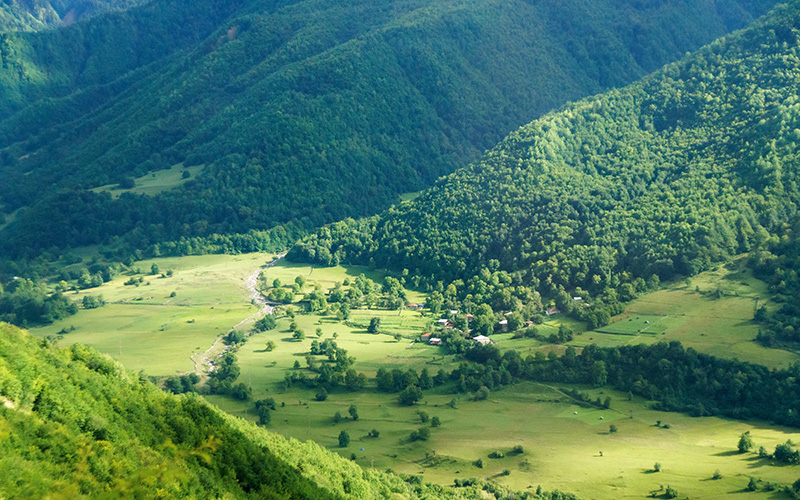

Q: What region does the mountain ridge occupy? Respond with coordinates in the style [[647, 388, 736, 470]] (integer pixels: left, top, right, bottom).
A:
[[0, 0, 778, 257]]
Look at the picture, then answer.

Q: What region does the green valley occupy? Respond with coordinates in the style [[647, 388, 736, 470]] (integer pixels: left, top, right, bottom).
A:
[[3, 0, 800, 498]]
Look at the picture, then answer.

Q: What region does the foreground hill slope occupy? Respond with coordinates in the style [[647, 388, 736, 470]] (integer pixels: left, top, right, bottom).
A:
[[1, 322, 545, 499], [0, 0, 777, 256], [289, 1, 800, 315]]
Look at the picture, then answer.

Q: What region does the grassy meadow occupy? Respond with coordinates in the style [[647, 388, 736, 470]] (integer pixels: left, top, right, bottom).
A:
[[30, 253, 272, 375], [90, 163, 204, 199], [571, 257, 798, 369]]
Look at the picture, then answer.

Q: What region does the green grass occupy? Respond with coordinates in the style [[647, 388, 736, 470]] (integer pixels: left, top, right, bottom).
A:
[[597, 314, 683, 335], [572, 256, 799, 369], [90, 163, 203, 198], [30, 253, 273, 375]]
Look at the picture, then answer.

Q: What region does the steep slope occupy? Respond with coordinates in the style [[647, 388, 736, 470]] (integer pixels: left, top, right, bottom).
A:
[[0, 0, 148, 32], [0, 0, 777, 256], [289, 1, 800, 320], [0, 322, 543, 499]]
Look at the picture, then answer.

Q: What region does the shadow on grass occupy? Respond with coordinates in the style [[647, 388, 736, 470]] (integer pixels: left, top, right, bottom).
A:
[[714, 450, 741, 457]]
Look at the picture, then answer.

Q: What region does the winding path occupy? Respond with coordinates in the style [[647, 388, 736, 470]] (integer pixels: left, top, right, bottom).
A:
[[187, 254, 284, 380]]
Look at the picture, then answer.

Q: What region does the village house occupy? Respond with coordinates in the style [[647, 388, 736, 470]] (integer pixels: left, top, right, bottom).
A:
[[498, 319, 508, 332], [546, 307, 560, 316], [472, 335, 492, 346], [429, 337, 442, 346]]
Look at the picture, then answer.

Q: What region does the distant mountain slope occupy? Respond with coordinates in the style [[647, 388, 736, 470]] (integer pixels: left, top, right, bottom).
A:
[[0, 0, 148, 32], [1, 322, 546, 499], [0, 0, 777, 256], [289, 1, 800, 318]]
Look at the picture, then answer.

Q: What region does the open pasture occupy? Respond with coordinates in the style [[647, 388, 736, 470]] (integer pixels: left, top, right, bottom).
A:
[[91, 163, 203, 198], [213, 375, 800, 500], [572, 257, 798, 369], [31, 253, 272, 375]]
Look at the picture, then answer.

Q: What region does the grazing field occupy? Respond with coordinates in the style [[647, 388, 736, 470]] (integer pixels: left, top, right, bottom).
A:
[[90, 163, 204, 198], [30, 253, 272, 375], [213, 374, 800, 500], [571, 257, 799, 369]]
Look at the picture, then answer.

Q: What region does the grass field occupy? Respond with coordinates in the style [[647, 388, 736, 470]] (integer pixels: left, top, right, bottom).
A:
[[90, 163, 204, 198], [571, 257, 799, 369], [30, 253, 272, 375], [212, 376, 800, 500]]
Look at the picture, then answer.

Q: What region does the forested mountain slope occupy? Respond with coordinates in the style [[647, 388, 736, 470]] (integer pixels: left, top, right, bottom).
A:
[[289, 1, 800, 319], [0, 322, 549, 499], [0, 0, 148, 32], [0, 0, 776, 256]]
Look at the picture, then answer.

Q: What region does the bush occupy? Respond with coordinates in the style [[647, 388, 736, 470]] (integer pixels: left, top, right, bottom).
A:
[[338, 430, 350, 447], [409, 427, 430, 441]]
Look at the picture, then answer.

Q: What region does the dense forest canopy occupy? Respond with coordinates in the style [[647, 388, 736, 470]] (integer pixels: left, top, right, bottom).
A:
[[0, 0, 148, 32], [289, 0, 800, 320], [0, 0, 777, 256]]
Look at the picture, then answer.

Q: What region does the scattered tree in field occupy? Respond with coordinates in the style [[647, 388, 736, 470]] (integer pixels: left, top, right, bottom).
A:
[[293, 360, 301, 369], [316, 327, 323, 338], [315, 388, 328, 401], [348, 404, 359, 421], [738, 431, 753, 453], [475, 458, 483, 468], [609, 424, 618, 433], [653, 462, 662, 472], [747, 477, 758, 491], [265, 340, 276, 351], [151, 263, 160, 275], [333, 411, 343, 424], [664, 485, 677, 498], [82, 295, 105, 309], [712, 469, 722, 480], [417, 410, 429, 423], [369, 429, 380, 438], [254, 315, 276, 332], [398, 385, 422, 406], [292, 330, 305, 340], [431, 416, 441, 427], [409, 427, 430, 441], [368, 317, 381, 333], [474, 386, 490, 401], [338, 430, 350, 447], [272, 278, 282, 288], [295, 276, 306, 288]]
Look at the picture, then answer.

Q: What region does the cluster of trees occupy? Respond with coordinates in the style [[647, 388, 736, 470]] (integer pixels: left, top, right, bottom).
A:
[[281, 339, 367, 393], [0, 278, 77, 326], [0, 0, 150, 32], [289, 4, 800, 325], [751, 223, 800, 348], [206, 351, 250, 400], [0, 0, 775, 257], [418, 339, 800, 429]]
